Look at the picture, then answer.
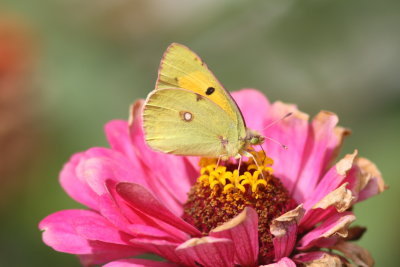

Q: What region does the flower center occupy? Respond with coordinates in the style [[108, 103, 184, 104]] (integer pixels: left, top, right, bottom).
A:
[[182, 151, 297, 264]]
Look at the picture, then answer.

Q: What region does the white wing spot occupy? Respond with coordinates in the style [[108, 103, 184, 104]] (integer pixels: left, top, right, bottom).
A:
[[184, 112, 192, 121], [179, 111, 193, 122]]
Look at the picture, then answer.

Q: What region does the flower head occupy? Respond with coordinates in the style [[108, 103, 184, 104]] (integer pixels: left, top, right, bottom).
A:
[[40, 89, 386, 266]]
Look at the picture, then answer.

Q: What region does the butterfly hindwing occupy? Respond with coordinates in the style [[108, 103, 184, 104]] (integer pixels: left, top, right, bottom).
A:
[[143, 88, 241, 157]]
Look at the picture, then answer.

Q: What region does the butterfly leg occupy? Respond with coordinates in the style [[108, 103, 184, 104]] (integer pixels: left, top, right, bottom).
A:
[[237, 154, 242, 175], [216, 156, 222, 168], [242, 151, 265, 179], [216, 154, 228, 168]]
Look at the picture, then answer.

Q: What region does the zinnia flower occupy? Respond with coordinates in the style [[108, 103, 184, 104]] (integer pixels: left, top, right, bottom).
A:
[[39, 89, 386, 266]]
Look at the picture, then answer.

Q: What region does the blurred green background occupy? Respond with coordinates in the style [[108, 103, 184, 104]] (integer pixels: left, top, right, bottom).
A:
[[0, 0, 399, 266]]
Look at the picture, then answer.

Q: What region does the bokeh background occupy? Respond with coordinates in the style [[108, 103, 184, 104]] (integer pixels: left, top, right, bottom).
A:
[[0, 0, 399, 266]]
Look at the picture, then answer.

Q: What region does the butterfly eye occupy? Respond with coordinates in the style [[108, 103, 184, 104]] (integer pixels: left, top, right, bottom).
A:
[[250, 137, 259, 145], [206, 87, 215, 95]]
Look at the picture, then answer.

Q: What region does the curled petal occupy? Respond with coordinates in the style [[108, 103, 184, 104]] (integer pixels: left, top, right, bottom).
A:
[[294, 251, 342, 266], [344, 226, 367, 241], [211, 207, 258, 267], [312, 182, 354, 212], [298, 212, 356, 250], [270, 205, 305, 260], [354, 157, 386, 202], [260, 257, 296, 267], [332, 241, 374, 267], [176, 237, 234, 267], [304, 150, 357, 211], [301, 183, 355, 229]]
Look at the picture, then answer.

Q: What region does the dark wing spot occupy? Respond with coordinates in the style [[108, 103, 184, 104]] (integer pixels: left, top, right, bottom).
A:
[[174, 77, 179, 82], [206, 87, 215, 95], [218, 135, 229, 149], [195, 93, 204, 101]]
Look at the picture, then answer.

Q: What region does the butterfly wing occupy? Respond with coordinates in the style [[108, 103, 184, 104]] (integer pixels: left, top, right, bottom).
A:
[[143, 88, 242, 157], [156, 43, 246, 132]]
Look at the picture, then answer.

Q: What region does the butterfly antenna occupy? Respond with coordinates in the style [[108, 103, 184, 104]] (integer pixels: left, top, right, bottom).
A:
[[262, 112, 293, 131], [265, 136, 288, 150]]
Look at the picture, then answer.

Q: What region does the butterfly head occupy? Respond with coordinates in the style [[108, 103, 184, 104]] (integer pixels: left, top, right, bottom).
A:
[[246, 129, 265, 146]]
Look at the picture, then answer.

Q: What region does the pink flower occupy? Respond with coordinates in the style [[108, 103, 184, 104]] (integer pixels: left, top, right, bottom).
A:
[[39, 89, 386, 266]]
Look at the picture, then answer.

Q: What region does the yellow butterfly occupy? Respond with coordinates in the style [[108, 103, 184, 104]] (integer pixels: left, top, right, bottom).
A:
[[143, 43, 264, 163]]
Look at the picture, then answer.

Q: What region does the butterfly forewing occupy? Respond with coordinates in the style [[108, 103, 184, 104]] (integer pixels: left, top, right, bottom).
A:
[[156, 43, 246, 130]]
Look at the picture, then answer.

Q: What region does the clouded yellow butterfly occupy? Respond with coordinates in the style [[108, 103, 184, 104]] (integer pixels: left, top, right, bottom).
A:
[[143, 43, 264, 161]]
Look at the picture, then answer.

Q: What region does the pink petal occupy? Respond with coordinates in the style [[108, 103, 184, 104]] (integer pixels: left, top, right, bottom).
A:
[[293, 251, 342, 266], [39, 209, 101, 254], [60, 146, 148, 211], [210, 207, 258, 267], [77, 243, 145, 267], [129, 100, 197, 215], [270, 205, 304, 260], [98, 191, 133, 234], [130, 238, 181, 263], [298, 212, 356, 250], [325, 126, 351, 168], [176, 237, 234, 267], [105, 181, 190, 242], [39, 210, 138, 256], [293, 111, 340, 202], [103, 258, 179, 267], [232, 89, 271, 131], [116, 182, 201, 237], [75, 148, 148, 196], [105, 120, 138, 162], [72, 213, 132, 245], [258, 101, 310, 197], [260, 257, 296, 267], [128, 224, 180, 242], [59, 153, 100, 210]]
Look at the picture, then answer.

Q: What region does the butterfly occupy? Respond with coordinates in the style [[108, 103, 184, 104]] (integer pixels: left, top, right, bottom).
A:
[[142, 43, 265, 163]]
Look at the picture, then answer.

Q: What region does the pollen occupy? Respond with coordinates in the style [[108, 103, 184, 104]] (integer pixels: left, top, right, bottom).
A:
[[183, 151, 297, 264]]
